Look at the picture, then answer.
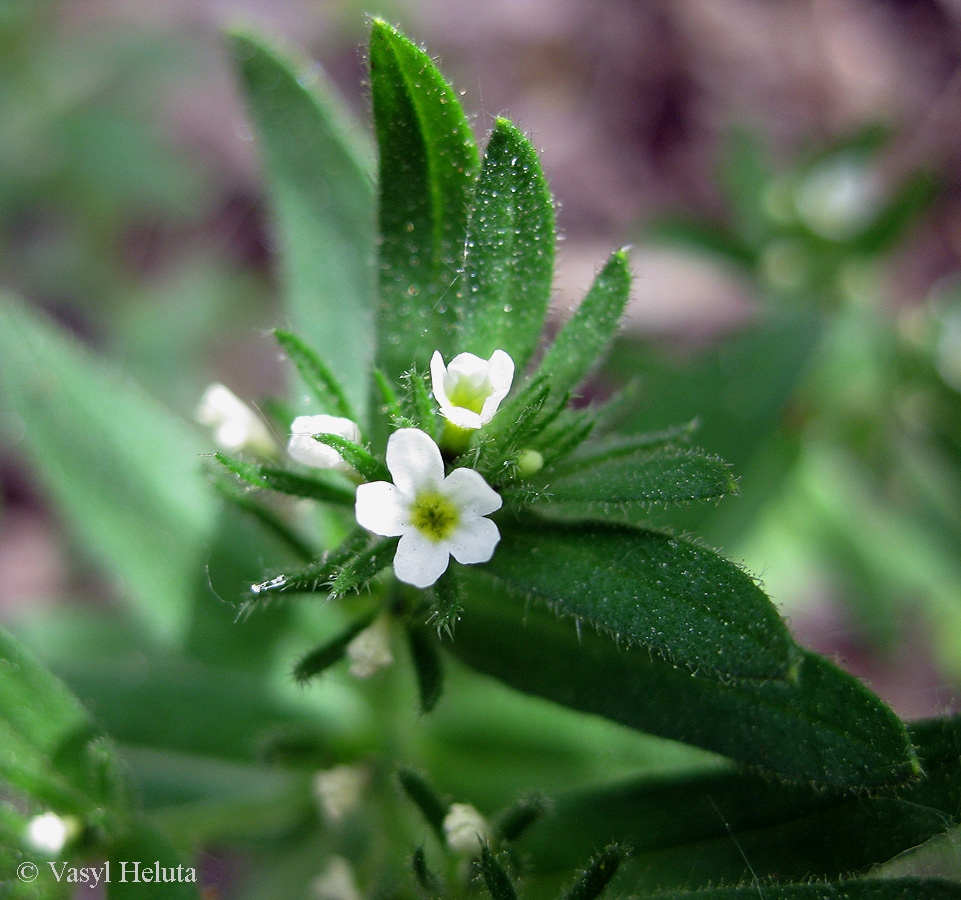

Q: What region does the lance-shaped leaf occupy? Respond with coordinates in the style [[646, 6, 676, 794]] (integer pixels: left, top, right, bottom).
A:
[[370, 20, 480, 378], [0, 624, 127, 815], [516, 717, 961, 887], [644, 880, 961, 900], [273, 329, 355, 422], [459, 118, 554, 368], [530, 441, 737, 516], [531, 248, 631, 399], [449, 587, 918, 788], [0, 295, 217, 644], [215, 453, 355, 506], [231, 32, 375, 422], [294, 611, 379, 684], [486, 519, 795, 681]]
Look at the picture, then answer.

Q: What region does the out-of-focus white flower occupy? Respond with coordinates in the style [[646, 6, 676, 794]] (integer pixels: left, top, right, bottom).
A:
[[346, 616, 394, 678], [25, 812, 79, 855], [430, 349, 514, 430], [196, 383, 274, 455], [794, 155, 881, 241], [311, 856, 363, 900], [355, 429, 501, 588], [313, 765, 367, 822], [287, 414, 361, 473], [443, 802, 489, 854]]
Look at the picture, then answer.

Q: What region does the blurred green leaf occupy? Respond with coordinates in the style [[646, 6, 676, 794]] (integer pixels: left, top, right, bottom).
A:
[[530, 249, 631, 400], [407, 624, 444, 714], [486, 519, 795, 681], [294, 611, 377, 684], [459, 118, 554, 368], [369, 19, 480, 379], [106, 826, 199, 899], [480, 846, 519, 900], [0, 294, 217, 644], [519, 717, 961, 887], [0, 624, 126, 814], [450, 588, 917, 788], [398, 767, 448, 843], [530, 440, 737, 516], [231, 31, 375, 422], [214, 452, 355, 506], [644, 880, 961, 900]]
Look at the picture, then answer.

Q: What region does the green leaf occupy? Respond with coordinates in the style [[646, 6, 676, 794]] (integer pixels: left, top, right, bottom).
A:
[[214, 452, 355, 506], [449, 588, 918, 788], [407, 625, 444, 714], [369, 20, 480, 379], [293, 611, 378, 684], [327, 538, 398, 599], [304, 433, 390, 483], [0, 624, 126, 814], [562, 845, 624, 900], [517, 717, 961, 888], [0, 294, 217, 644], [645, 880, 961, 900], [479, 846, 519, 900], [398, 768, 448, 844], [530, 441, 737, 516], [486, 519, 795, 681], [230, 31, 375, 422], [458, 118, 554, 368], [532, 248, 630, 399], [273, 329, 355, 422]]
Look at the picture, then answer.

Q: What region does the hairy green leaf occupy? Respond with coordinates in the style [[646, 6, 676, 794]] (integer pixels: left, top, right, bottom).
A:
[[479, 846, 519, 900], [533, 248, 631, 398], [458, 118, 554, 368], [273, 329, 355, 421], [0, 295, 217, 644], [370, 20, 479, 379], [519, 717, 961, 887], [562, 845, 624, 900], [449, 589, 918, 788], [486, 519, 795, 681], [531, 441, 737, 515], [304, 433, 389, 483], [215, 452, 355, 506], [231, 32, 375, 421], [293, 611, 378, 683], [398, 768, 448, 844], [407, 626, 444, 714]]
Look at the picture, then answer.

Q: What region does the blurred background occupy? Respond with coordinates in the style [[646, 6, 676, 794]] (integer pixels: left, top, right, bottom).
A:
[[4, 0, 961, 790]]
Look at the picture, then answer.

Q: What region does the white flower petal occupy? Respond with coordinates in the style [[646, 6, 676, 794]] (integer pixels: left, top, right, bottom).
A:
[[442, 406, 485, 430], [393, 530, 451, 587], [448, 516, 500, 565], [446, 351, 491, 384], [430, 350, 452, 409], [386, 428, 445, 495], [443, 467, 503, 517], [478, 349, 515, 424], [288, 415, 361, 471], [355, 482, 409, 536]]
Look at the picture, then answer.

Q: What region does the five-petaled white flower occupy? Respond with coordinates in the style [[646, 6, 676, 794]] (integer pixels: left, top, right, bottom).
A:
[[430, 349, 514, 430], [354, 428, 501, 588], [287, 414, 361, 473], [196, 383, 274, 456]]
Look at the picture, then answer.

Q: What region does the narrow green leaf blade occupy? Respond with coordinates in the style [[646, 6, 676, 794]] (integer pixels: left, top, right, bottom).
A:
[[273, 329, 355, 421], [0, 295, 217, 644], [531, 442, 737, 516], [398, 768, 448, 843], [0, 624, 126, 814], [407, 625, 444, 714], [486, 520, 795, 681], [517, 717, 961, 888], [230, 32, 375, 421], [449, 588, 918, 788], [479, 846, 519, 900], [215, 452, 355, 506], [294, 612, 378, 684], [370, 20, 480, 378], [533, 248, 630, 398], [459, 118, 554, 368]]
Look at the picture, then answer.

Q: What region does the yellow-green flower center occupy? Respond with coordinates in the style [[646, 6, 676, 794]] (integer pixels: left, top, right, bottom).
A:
[[447, 379, 490, 414], [410, 492, 461, 542]]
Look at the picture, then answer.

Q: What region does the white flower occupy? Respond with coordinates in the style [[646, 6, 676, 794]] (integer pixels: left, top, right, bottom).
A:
[[313, 765, 367, 822], [25, 812, 79, 855], [346, 615, 394, 678], [443, 802, 489, 854], [196, 383, 274, 455], [354, 429, 501, 588], [288, 414, 361, 472], [430, 349, 514, 430]]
